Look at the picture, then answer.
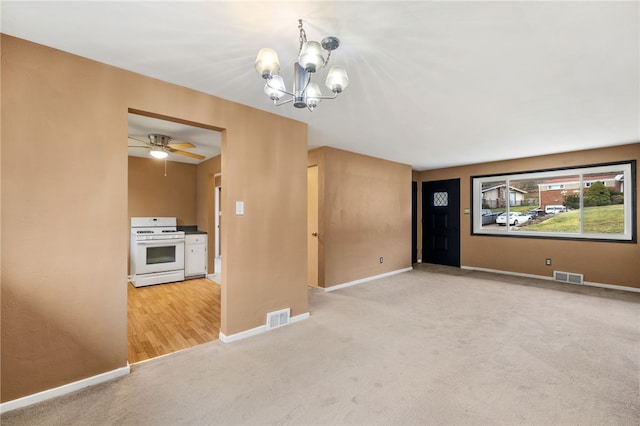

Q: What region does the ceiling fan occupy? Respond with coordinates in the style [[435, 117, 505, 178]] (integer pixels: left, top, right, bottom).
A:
[[128, 133, 205, 160]]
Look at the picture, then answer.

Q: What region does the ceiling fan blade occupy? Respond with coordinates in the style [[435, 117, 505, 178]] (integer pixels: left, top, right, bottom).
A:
[[170, 149, 205, 160], [128, 145, 150, 149], [128, 136, 150, 145], [167, 142, 196, 149]]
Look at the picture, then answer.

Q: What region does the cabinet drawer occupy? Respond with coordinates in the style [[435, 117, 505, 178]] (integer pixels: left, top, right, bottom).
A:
[[185, 234, 207, 244]]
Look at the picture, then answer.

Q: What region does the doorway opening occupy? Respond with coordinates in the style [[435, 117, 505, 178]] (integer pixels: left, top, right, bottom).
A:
[[213, 174, 222, 282], [127, 110, 223, 364]]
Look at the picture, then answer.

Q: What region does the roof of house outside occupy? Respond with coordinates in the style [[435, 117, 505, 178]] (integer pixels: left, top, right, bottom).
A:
[[481, 184, 528, 194]]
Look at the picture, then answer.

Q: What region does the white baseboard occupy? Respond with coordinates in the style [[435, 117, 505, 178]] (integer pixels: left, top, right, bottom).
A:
[[324, 267, 414, 292], [0, 364, 130, 414], [289, 312, 311, 324], [219, 312, 310, 343], [461, 266, 640, 293], [586, 281, 640, 293]]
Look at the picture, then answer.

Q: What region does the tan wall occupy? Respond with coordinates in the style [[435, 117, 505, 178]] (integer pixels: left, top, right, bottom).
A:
[[1, 35, 308, 402], [221, 113, 308, 334], [128, 156, 197, 225], [418, 143, 640, 288], [309, 147, 412, 287]]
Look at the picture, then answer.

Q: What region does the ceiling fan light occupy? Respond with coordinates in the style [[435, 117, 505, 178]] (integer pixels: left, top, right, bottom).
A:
[[255, 48, 280, 79], [325, 65, 349, 93], [264, 75, 286, 101], [150, 147, 168, 159], [298, 41, 324, 73]]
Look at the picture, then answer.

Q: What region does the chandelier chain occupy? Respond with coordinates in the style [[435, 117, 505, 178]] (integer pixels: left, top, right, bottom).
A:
[[298, 19, 307, 55]]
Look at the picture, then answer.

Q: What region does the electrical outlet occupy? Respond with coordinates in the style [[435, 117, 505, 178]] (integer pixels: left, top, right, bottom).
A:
[[546, 258, 552, 266], [379, 257, 384, 264]]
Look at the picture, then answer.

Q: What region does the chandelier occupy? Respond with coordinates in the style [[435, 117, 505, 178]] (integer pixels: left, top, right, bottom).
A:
[[255, 19, 349, 111]]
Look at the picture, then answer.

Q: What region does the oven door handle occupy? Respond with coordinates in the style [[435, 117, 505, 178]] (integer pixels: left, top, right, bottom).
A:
[[136, 239, 185, 245]]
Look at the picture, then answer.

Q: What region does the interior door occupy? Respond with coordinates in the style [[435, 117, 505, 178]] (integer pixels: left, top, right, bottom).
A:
[[307, 166, 319, 287], [422, 179, 460, 267]]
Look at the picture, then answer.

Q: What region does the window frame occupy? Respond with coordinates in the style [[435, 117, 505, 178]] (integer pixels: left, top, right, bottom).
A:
[[471, 160, 636, 243]]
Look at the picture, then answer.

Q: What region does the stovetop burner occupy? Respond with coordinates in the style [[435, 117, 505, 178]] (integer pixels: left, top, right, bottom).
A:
[[131, 217, 185, 238]]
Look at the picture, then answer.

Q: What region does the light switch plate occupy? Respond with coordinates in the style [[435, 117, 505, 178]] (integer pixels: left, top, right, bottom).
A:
[[236, 201, 244, 215]]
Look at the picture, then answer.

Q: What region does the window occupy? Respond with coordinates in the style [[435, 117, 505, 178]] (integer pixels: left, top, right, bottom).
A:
[[433, 192, 448, 207], [472, 161, 635, 242]]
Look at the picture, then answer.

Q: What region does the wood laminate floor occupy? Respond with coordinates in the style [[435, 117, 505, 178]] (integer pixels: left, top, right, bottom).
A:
[[127, 278, 221, 364]]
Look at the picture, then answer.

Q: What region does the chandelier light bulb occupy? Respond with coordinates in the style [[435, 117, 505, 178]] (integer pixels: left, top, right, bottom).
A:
[[298, 41, 325, 73], [264, 75, 287, 101], [325, 65, 349, 93], [255, 48, 280, 79], [305, 83, 322, 110]]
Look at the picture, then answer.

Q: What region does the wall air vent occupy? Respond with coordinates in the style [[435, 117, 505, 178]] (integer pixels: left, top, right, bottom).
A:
[[266, 308, 290, 330], [554, 271, 584, 285]]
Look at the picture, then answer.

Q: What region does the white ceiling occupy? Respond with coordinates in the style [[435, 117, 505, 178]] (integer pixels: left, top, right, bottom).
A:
[[2, 1, 638, 170]]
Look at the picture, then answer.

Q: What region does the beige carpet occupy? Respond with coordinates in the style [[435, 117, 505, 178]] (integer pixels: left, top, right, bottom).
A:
[[3, 265, 639, 425]]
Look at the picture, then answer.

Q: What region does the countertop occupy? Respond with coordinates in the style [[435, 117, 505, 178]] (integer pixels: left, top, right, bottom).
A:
[[178, 225, 207, 235]]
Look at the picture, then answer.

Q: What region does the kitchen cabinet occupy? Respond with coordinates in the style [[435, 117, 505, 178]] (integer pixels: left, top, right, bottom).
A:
[[185, 234, 207, 279]]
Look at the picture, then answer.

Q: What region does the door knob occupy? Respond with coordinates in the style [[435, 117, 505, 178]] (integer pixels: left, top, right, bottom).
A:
[[311, 232, 318, 237]]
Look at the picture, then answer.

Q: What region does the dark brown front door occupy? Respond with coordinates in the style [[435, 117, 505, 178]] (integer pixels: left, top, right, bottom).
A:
[[412, 181, 418, 264], [422, 179, 460, 267]]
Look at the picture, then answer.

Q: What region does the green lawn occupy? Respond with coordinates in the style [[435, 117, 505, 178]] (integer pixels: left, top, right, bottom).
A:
[[524, 205, 624, 234]]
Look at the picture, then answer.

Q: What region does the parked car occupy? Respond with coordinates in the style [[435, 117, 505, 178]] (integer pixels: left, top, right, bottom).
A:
[[496, 212, 531, 226], [545, 205, 567, 214], [526, 208, 544, 219], [481, 208, 499, 225]]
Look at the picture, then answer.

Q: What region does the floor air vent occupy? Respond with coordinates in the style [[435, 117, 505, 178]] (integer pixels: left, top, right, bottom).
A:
[[554, 271, 584, 285], [266, 308, 290, 330]]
